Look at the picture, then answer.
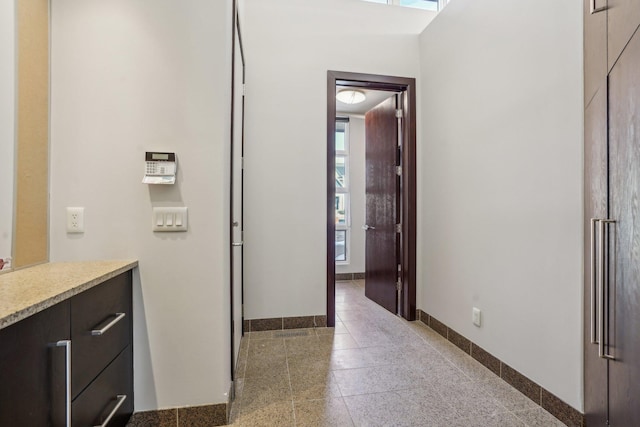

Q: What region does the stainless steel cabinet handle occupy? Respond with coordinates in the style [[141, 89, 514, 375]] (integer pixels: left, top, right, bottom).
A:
[[56, 340, 72, 427], [232, 242, 244, 247], [362, 225, 376, 230], [598, 219, 615, 360], [91, 313, 126, 336], [590, 0, 606, 14], [93, 395, 127, 427], [590, 218, 600, 344]]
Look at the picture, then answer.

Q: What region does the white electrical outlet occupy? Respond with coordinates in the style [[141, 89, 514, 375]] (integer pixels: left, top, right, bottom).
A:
[[66, 207, 85, 233], [472, 307, 481, 327]]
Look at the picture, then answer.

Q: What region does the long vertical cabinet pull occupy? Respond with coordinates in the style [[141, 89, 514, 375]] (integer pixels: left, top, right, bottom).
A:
[[598, 220, 616, 360], [590, 218, 600, 344], [56, 340, 72, 427]]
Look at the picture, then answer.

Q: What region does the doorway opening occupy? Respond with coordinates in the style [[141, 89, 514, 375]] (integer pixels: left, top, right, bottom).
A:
[[326, 71, 417, 327]]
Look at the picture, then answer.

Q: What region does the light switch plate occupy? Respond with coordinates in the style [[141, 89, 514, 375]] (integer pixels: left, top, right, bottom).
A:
[[153, 207, 188, 232]]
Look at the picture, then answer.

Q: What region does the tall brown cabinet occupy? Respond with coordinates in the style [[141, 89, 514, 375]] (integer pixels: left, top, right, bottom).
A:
[[583, 0, 640, 426]]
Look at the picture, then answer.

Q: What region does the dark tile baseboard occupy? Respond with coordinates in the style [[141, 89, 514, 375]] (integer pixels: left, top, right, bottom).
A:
[[416, 309, 584, 427], [126, 403, 227, 427], [335, 272, 365, 280], [244, 315, 328, 332]]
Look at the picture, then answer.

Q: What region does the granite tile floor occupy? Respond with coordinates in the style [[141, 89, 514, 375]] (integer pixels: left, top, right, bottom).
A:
[[228, 280, 567, 427]]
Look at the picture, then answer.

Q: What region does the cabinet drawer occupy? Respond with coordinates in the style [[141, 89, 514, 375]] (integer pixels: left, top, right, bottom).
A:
[[71, 272, 132, 398], [72, 347, 133, 427]]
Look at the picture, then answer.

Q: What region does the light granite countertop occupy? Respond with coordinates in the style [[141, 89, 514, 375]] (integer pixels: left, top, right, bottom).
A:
[[0, 260, 138, 331]]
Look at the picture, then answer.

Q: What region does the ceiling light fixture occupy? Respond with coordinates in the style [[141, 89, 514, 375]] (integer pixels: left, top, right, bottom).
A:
[[336, 89, 366, 105]]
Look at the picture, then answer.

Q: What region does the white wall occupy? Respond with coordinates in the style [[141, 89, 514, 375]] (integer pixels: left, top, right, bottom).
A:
[[243, 0, 434, 319], [44, 0, 584, 413], [50, 0, 232, 411], [418, 0, 583, 410], [336, 115, 365, 275], [0, 1, 14, 265]]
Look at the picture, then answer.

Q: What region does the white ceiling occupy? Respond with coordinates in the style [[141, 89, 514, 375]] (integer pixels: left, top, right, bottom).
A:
[[335, 87, 398, 115]]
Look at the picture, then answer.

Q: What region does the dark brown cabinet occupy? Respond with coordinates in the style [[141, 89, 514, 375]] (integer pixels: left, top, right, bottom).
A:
[[607, 0, 640, 71], [0, 301, 70, 426], [0, 271, 133, 426], [72, 348, 133, 427], [71, 272, 134, 427], [71, 272, 131, 399], [584, 1, 640, 426], [606, 31, 640, 426], [583, 0, 607, 106], [583, 84, 608, 427]]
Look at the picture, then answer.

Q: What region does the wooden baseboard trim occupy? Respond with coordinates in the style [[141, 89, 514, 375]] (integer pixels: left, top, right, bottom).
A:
[[243, 315, 327, 332], [335, 272, 365, 280], [416, 309, 584, 427]]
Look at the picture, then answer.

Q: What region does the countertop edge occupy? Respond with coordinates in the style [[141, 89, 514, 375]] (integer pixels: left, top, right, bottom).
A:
[[0, 260, 138, 331]]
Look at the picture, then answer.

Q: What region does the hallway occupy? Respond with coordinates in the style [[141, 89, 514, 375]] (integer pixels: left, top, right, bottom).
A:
[[229, 280, 566, 426]]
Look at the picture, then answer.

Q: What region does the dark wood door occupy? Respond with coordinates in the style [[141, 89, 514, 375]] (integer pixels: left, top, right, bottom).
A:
[[607, 27, 640, 426], [584, 0, 608, 106], [365, 96, 399, 314], [583, 85, 609, 427], [0, 301, 70, 426], [607, 0, 640, 71]]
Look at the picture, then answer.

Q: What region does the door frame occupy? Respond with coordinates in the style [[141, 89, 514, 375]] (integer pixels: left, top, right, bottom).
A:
[[229, 0, 246, 384], [326, 70, 417, 327]]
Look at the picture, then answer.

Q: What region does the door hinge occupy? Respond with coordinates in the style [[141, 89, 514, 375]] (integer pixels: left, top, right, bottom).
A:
[[397, 263, 402, 272], [242, 83, 246, 96], [396, 166, 402, 176], [396, 279, 402, 291], [396, 223, 402, 233], [241, 157, 245, 170], [396, 109, 403, 118]]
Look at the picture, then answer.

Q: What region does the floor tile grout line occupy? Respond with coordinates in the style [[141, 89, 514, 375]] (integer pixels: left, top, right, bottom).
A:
[[340, 394, 358, 427], [409, 320, 493, 379], [283, 337, 297, 426], [413, 326, 556, 422], [231, 281, 566, 426]]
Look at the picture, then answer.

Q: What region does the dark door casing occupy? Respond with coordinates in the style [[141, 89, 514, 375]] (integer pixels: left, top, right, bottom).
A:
[[326, 70, 417, 327], [364, 96, 400, 314]]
